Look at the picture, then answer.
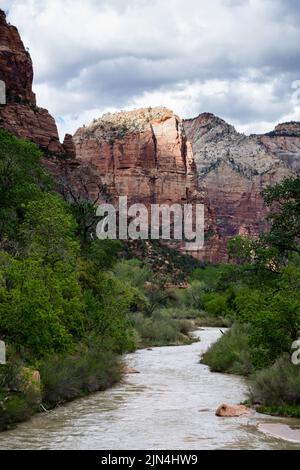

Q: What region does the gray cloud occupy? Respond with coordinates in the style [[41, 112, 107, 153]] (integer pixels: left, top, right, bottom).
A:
[[3, 0, 300, 136]]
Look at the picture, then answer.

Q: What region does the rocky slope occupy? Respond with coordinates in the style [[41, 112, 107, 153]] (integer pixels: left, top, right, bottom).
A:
[[0, 9, 64, 155], [184, 113, 300, 256]]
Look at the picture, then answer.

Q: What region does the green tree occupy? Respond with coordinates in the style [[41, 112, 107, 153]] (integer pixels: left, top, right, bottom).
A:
[[0, 129, 50, 243], [20, 193, 79, 266], [0, 254, 83, 357]]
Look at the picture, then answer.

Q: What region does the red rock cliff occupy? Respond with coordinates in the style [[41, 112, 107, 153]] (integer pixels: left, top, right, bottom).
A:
[[0, 9, 64, 155], [73, 108, 221, 261]]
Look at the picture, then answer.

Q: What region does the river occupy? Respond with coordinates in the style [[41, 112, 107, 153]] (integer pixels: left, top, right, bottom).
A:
[[0, 328, 299, 450]]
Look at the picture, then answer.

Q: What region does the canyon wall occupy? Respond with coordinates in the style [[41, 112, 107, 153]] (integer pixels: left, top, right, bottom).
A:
[[1, 9, 300, 262], [0, 9, 64, 155], [184, 113, 300, 259], [73, 108, 221, 261]]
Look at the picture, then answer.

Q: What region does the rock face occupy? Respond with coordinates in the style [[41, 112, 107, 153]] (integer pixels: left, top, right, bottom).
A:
[[73, 108, 196, 206], [73, 108, 221, 260], [184, 113, 300, 261], [0, 9, 64, 155], [2, 10, 300, 263]]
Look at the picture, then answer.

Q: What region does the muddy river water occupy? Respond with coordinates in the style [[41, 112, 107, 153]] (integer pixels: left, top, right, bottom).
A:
[[0, 328, 299, 450]]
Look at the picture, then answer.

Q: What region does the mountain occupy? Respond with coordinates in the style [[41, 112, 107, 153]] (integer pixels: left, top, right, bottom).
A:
[[1, 9, 300, 262], [0, 9, 68, 156], [184, 113, 300, 257]]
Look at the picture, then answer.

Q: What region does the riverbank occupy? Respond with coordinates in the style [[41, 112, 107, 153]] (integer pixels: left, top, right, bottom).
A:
[[0, 346, 124, 432], [0, 320, 201, 434], [1, 328, 299, 450], [202, 325, 300, 421]]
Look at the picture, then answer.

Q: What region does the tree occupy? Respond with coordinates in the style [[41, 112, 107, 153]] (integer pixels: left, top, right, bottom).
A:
[[0, 129, 51, 244], [262, 177, 300, 257], [57, 163, 111, 246], [0, 254, 83, 357], [20, 193, 79, 266]]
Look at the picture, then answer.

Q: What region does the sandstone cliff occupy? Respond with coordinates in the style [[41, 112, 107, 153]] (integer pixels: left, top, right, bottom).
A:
[[72, 108, 222, 261], [0, 9, 64, 155], [73, 107, 196, 205], [2, 9, 300, 263], [184, 113, 300, 259]]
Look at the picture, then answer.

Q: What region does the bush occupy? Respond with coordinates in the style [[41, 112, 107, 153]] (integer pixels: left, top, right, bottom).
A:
[[132, 312, 193, 347], [40, 344, 122, 407], [202, 323, 254, 376], [0, 360, 41, 431], [249, 355, 300, 408], [203, 292, 232, 317]]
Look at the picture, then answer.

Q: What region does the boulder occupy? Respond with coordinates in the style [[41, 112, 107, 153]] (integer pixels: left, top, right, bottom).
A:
[[215, 404, 251, 417]]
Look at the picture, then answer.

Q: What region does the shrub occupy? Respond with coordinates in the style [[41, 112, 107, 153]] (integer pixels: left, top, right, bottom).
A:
[[249, 355, 300, 407], [132, 312, 193, 347], [202, 323, 253, 376], [0, 359, 41, 431], [40, 345, 122, 407]]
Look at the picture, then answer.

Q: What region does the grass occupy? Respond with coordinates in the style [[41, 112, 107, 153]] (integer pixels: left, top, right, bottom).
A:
[[255, 404, 300, 419]]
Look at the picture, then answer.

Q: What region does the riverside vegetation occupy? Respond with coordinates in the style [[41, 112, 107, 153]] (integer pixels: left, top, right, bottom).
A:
[[200, 176, 300, 418], [1, 129, 299, 430], [0, 130, 205, 431]]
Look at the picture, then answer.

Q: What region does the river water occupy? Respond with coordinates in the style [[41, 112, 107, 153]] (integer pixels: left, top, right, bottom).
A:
[[0, 328, 299, 450]]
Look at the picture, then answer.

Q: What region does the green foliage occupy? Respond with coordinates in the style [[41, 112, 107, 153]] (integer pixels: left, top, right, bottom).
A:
[[80, 260, 136, 353], [0, 129, 51, 243], [262, 177, 300, 257], [83, 239, 123, 270], [132, 312, 193, 348], [249, 355, 300, 408], [0, 254, 83, 357], [40, 344, 122, 407], [180, 281, 208, 310], [113, 259, 152, 289], [0, 358, 40, 431], [114, 259, 171, 317], [21, 193, 79, 265], [202, 323, 254, 376], [203, 292, 233, 317], [190, 264, 233, 288]]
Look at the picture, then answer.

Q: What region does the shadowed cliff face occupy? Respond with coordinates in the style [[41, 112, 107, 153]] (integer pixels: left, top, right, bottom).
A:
[[0, 9, 35, 104], [184, 113, 300, 255]]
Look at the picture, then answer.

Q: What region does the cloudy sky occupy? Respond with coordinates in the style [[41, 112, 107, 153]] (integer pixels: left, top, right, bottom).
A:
[[2, 0, 300, 138]]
